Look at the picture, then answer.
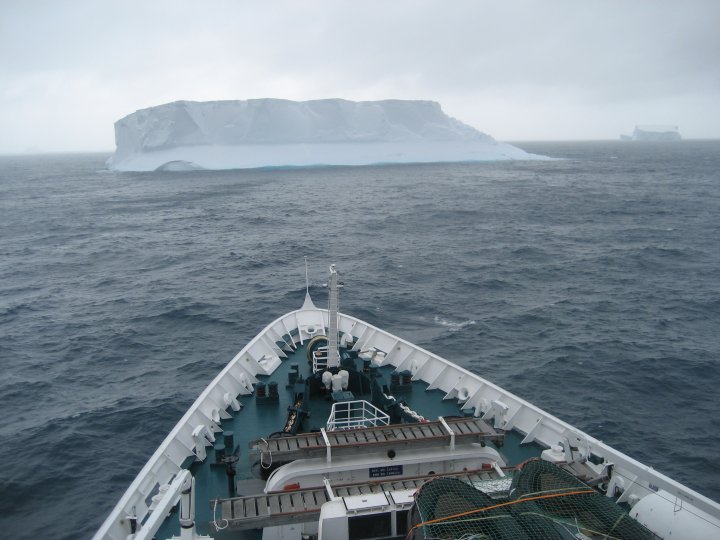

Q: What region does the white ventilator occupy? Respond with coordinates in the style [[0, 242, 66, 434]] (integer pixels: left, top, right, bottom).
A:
[[322, 371, 333, 390]]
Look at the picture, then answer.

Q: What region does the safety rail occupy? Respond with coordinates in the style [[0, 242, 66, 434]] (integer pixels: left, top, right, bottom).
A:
[[326, 400, 389, 431], [312, 346, 328, 373]]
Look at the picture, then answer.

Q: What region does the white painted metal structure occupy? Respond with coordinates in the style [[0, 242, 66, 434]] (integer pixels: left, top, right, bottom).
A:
[[326, 400, 390, 431], [94, 294, 720, 540], [324, 264, 341, 370]]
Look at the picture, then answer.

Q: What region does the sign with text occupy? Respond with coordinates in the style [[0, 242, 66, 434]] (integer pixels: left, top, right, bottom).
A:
[[368, 465, 404, 478]]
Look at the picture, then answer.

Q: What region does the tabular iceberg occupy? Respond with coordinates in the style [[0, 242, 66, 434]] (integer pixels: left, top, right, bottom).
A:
[[620, 125, 682, 141], [107, 99, 544, 171]]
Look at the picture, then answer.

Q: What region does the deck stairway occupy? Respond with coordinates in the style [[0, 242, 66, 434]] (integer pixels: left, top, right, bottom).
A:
[[214, 468, 501, 531], [248, 416, 504, 462]]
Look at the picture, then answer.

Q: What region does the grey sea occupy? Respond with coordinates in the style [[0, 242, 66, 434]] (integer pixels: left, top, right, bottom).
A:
[[1, 141, 719, 539]]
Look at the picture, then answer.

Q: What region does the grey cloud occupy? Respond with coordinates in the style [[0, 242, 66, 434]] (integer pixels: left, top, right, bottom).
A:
[[1, 0, 718, 153]]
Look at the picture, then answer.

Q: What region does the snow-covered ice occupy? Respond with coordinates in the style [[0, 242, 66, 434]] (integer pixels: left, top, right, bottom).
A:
[[107, 99, 546, 171], [620, 125, 682, 141]]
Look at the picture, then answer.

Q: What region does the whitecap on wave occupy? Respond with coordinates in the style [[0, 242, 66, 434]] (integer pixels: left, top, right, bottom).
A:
[[434, 315, 476, 331]]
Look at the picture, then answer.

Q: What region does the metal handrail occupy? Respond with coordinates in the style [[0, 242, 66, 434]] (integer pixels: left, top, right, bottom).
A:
[[326, 400, 390, 431]]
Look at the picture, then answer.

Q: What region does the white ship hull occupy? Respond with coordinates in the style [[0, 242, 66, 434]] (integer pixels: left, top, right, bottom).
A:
[[94, 298, 720, 540]]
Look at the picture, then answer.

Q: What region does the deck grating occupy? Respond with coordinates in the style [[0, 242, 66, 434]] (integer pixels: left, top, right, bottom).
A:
[[216, 467, 500, 530], [249, 417, 503, 462]]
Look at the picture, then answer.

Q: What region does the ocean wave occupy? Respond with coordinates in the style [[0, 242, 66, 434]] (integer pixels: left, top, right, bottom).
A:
[[2, 143, 720, 538], [433, 315, 476, 331]]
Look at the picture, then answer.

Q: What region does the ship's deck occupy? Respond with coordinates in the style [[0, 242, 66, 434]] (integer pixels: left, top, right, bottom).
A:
[[155, 341, 548, 539], [219, 467, 506, 532]]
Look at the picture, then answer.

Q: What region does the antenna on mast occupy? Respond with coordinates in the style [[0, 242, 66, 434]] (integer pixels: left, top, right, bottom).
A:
[[326, 264, 341, 369]]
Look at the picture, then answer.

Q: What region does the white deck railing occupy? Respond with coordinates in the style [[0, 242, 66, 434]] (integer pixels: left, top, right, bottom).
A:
[[312, 346, 328, 373], [326, 400, 390, 431]]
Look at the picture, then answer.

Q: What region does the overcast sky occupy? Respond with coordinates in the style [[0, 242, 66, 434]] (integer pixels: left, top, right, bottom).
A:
[[1, 0, 718, 153]]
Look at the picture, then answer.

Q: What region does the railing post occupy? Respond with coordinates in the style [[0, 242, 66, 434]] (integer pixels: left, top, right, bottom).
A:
[[439, 416, 455, 451], [321, 428, 331, 463]]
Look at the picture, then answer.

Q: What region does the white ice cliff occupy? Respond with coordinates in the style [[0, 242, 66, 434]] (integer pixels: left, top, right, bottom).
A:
[[621, 125, 682, 141], [107, 99, 544, 171]]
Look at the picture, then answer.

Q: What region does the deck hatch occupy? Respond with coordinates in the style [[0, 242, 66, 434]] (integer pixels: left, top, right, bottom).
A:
[[343, 492, 389, 512]]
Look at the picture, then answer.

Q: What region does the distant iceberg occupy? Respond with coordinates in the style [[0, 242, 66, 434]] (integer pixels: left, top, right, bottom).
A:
[[107, 99, 547, 171], [620, 125, 682, 141]]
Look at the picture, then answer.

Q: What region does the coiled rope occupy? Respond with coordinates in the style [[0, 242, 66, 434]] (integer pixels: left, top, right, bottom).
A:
[[211, 498, 229, 531], [259, 437, 273, 469]]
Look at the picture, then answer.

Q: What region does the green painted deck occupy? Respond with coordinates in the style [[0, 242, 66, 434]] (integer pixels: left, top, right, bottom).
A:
[[154, 341, 548, 539]]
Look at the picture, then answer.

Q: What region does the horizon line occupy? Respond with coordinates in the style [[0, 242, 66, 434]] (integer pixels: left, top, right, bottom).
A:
[[2, 138, 719, 157]]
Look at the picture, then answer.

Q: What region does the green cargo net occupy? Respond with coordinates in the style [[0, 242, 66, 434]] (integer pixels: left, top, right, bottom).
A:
[[407, 460, 656, 540]]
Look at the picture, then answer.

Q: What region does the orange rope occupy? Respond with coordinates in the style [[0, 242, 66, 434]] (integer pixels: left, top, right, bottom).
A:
[[405, 489, 595, 539]]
